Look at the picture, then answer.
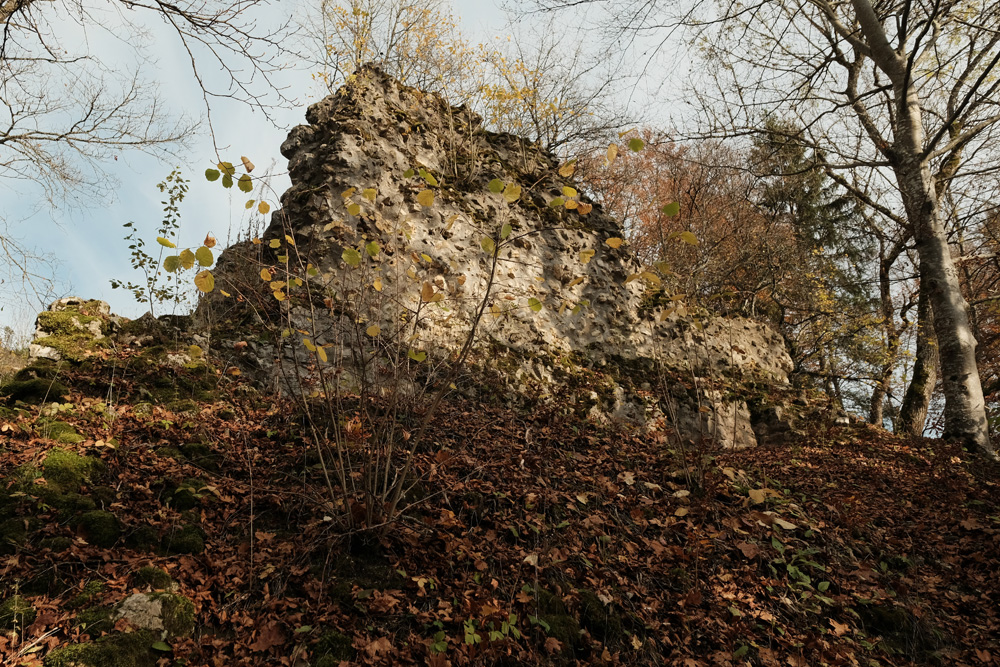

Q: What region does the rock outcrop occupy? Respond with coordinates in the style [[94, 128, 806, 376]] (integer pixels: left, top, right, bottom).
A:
[[197, 66, 795, 448]]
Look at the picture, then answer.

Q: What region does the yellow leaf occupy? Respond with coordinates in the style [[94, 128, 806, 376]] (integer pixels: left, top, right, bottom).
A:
[[194, 270, 215, 293], [347, 203, 361, 216], [341, 187, 356, 199], [220, 290, 231, 297], [680, 231, 699, 246], [562, 186, 578, 198], [568, 276, 585, 288], [366, 325, 381, 337], [417, 189, 435, 207], [303, 338, 316, 352], [373, 278, 383, 292], [260, 268, 272, 281], [565, 199, 578, 210], [317, 346, 328, 363], [269, 281, 286, 290], [640, 271, 662, 286], [269, 239, 281, 249], [606, 143, 619, 164], [179, 249, 196, 269], [446, 214, 459, 230], [605, 237, 624, 249], [579, 249, 596, 264], [362, 188, 377, 202], [272, 290, 286, 301], [558, 161, 576, 177], [284, 235, 295, 246], [258, 201, 271, 215], [189, 344, 203, 360]]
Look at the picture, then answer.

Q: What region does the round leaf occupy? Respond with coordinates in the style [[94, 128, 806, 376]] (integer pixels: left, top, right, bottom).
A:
[[417, 190, 435, 207], [628, 137, 645, 152], [548, 197, 565, 208], [221, 174, 233, 189], [347, 203, 361, 216], [562, 186, 578, 198], [362, 188, 377, 202], [196, 246, 214, 266], [343, 248, 362, 267], [258, 201, 271, 215], [679, 231, 699, 246], [662, 202, 680, 217], [501, 223, 512, 240], [408, 349, 427, 362], [194, 270, 215, 293], [365, 241, 380, 257], [260, 268, 272, 281], [237, 174, 253, 193], [577, 203, 593, 215], [179, 249, 196, 270], [579, 249, 596, 264], [481, 237, 496, 254], [366, 324, 381, 337], [163, 255, 180, 273], [488, 179, 505, 194], [605, 237, 624, 249], [205, 168, 221, 182], [218, 161, 236, 176], [503, 184, 522, 203], [528, 297, 543, 312]]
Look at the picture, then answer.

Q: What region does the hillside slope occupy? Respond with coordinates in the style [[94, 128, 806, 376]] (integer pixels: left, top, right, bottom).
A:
[[1, 334, 998, 666]]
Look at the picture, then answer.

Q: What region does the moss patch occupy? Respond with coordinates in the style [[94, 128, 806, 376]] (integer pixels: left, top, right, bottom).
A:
[[133, 566, 173, 590], [34, 306, 110, 363], [162, 524, 205, 555], [152, 592, 196, 638], [39, 419, 85, 444], [68, 581, 106, 610], [577, 589, 626, 647], [314, 629, 356, 663], [0, 378, 69, 405], [79, 511, 121, 548], [42, 449, 105, 492], [74, 606, 114, 638], [42, 629, 157, 667], [0, 517, 31, 554], [0, 595, 37, 629], [534, 588, 581, 656]]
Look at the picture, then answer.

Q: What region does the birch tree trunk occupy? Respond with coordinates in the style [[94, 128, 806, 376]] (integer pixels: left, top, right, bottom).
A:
[[898, 276, 937, 436], [853, 0, 993, 456]]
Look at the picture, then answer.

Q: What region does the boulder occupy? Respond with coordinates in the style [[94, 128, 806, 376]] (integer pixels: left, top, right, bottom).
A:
[[198, 66, 794, 448]]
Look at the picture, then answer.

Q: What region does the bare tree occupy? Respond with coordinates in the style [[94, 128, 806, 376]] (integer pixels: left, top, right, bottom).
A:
[[530, 0, 1000, 456]]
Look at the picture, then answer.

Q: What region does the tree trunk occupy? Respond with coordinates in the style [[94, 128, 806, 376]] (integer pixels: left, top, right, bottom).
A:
[[852, 0, 993, 456], [869, 240, 902, 428], [898, 163, 991, 454], [898, 276, 937, 436]]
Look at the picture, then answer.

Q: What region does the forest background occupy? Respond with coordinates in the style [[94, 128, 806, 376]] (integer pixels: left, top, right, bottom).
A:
[[3, 0, 1000, 447]]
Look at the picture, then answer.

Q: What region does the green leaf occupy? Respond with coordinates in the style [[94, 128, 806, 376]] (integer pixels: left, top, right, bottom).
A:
[[733, 645, 749, 659], [417, 190, 435, 207], [403, 168, 415, 178], [818, 581, 830, 592], [237, 174, 253, 193], [488, 178, 504, 193], [194, 270, 215, 293], [408, 349, 427, 362], [365, 241, 380, 257], [163, 255, 180, 273], [419, 169, 439, 186], [221, 174, 233, 189], [294, 625, 313, 634], [245, 199, 255, 209], [548, 197, 565, 208], [679, 231, 699, 246], [156, 236, 176, 249], [205, 168, 220, 182], [500, 223, 512, 240], [151, 641, 172, 652], [662, 201, 680, 217], [481, 237, 496, 254], [629, 137, 645, 152], [528, 298, 542, 312], [343, 248, 362, 267], [196, 246, 214, 267]]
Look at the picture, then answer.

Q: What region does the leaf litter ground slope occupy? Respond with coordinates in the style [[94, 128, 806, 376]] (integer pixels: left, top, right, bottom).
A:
[[0, 345, 998, 666]]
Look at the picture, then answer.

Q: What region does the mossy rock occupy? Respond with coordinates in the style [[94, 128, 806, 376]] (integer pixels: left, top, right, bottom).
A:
[[14, 360, 60, 382], [131, 403, 154, 419], [43, 629, 157, 667], [115, 592, 195, 639], [154, 446, 184, 460], [162, 524, 205, 555], [74, 606, 114, 638], [42, 449, 105, 492], [534, 588, 581, 655], [0, 378, 69, 405], [133, 567, 173, 590], [79, 511, 121, 548], [169, 478, 209, 510], [857, 602, 946, 659], [0, 595, 37, 630], [125, 525, 160, 552], [34, 306, 111, 363], [578, 589, 626, 647], [68, 581, 106, 610], [152, 592, 195, 638], [91, 486, 116, 508], [167, 398, 199, 413], [0, 517, 31, 554], [39, 536, 74, 552], [180, 442, 220, 471], [314, 630, 355, 664]]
